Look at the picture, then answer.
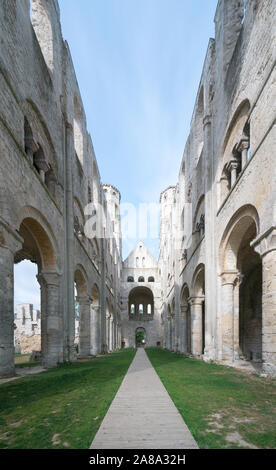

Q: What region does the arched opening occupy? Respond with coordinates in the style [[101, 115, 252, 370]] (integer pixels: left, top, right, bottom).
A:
[[14, 260, 41, 363], [220, 205, 262, 363], [127, 276, 134, 282], [74, 266, 90, 357], [13, 214, 60, 372], [180, 284, 191, 354], [219, 100, 251, 206], [191, 264, 205, 356], [136, 327, 146, 348], [238, 224, 262, 361], [91, 284, 100, 355], [138, 276, 145, 282], [148, 276, 155, 282], [128, 287, 154, 321]]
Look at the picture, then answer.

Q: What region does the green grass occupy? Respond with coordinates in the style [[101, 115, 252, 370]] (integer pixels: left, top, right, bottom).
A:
[[146, 348, 276, 449], [0, 348, 136, 449]]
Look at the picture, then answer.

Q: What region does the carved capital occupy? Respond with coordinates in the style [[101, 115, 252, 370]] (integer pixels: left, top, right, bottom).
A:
[[188, 296, 205, 306], [220, 271, 239, 286], [226, 160, 238, 172], [238, 138, 249, 152], [37, 271, 61, 288]]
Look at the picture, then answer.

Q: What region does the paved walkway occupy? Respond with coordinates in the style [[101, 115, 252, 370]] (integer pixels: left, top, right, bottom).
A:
[[90, 348, 198, 449]]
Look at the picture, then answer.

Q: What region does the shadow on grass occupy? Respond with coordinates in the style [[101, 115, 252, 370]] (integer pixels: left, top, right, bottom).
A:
[[0, 348, 136, 449], [146, 348, 276, 449]]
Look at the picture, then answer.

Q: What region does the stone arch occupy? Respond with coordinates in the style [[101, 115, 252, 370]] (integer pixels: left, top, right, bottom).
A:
[[192, 263, 205, 297], [74, 264, 88, 296], [218, 100, 251, 205], [219, 204, 262, 362], [15, 206, 58, 272], [135, 327, 146, 348], [180, 284, 191, 354], [74, 265, 90, 357], [13, 209, 61, 371], [219, 204, 259, 272], [191, 264, 205, 355], [128, 286, 154, 320]]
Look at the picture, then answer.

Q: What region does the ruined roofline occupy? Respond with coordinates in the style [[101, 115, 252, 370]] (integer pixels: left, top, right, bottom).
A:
[[102, 184, 121, 201], [159, 186, 176, 203]]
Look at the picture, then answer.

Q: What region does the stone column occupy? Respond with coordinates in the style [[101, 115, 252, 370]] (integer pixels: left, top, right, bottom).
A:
[[109, 316, 113, 351], [37, 272, 62, 368], [227, 161, 238, 187], [189, 296, 204, 356], [78, 295, 91, 357], [220, 271, 239, 361], [90, 306, 100, 355], [0, 227, 23, 377], [106, 314, 110, 352], [252, 229, 276, 376], [239, 139, 249, 170], [180, 305, 188, 353]]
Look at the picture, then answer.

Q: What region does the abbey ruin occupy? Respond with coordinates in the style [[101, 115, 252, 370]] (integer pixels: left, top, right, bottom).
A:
[[0, 0, 275, 378]]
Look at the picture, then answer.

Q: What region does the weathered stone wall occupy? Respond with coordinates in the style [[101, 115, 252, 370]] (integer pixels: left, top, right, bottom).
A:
[[121, 242, 163, 348], [160, 0, 276, 375], [0, 0, 122, 377]]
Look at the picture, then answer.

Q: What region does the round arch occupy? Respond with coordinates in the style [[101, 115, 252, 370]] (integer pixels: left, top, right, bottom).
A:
[[128, 286, 154, 318], [180, 284, 191, 354], [219, 204, 259, 272]]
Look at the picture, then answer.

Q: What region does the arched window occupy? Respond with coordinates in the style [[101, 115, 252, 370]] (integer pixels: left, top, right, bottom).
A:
[[136, 257, 139, 267], [127, 276, 134, 282], [128, 287, 154, 320], [148, 276, 155, 282], [138, 276, 145, 282], [142, 257, 145, 267]]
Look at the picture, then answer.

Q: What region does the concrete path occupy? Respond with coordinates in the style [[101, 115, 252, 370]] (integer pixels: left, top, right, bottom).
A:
[[90, 348, 198, 449]]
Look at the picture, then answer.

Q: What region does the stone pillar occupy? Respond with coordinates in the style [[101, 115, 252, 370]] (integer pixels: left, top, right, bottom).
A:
[[239, 139, 249, 170], [189, 296, 204, 356], [37, 272, 62, 368], [220, 271, 239, 361], [90, 306, 100, 355], [106, 314, 110, 352], [78, 295, 91, 357], [252, 229, 276, 376], [180, 305, 188, 353], [0, 227, 23, 377], [227, 161, 238, 187], [109, 316, 113, 351]]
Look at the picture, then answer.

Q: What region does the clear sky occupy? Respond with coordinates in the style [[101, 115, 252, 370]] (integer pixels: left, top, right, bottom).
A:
[[14, 0, 218, 310]]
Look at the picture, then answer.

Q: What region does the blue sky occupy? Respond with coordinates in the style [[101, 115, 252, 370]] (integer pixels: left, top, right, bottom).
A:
[[14, 0, 218, 310]]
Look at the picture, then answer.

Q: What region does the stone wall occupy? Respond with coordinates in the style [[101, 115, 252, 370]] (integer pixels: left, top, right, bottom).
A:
[[159, 0, 276, 376]]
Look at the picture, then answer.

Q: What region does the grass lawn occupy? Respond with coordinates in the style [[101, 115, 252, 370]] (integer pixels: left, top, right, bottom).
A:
[[14, 354, 41, 369], [0, 348, 136, 449], [146, 348, 276, 449]]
